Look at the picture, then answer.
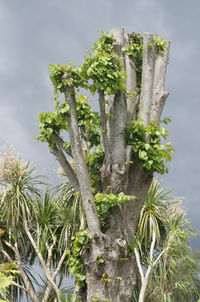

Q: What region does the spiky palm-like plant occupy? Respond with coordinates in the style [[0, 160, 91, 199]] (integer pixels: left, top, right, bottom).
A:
[[134, 182, 197, 302]]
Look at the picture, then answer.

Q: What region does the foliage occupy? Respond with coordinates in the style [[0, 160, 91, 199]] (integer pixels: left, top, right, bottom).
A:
[[146, 252, 200, 302], [0, 146, 43, 231], [134, 182, 199, 302], [0, 262, 18, 302], [136, 181, 170, 251], [67, 230, 92, 287], [36, 94, 100, 149], [123, 33, 168, 89], [88, 148, 104, 190], [125, 119, 174, 174], [81, 31, 127, 95], [36, 30, 173, 178], [48, 32, 127, 98], [95, 192, 135, 228], [53, 181, 85, 248], [153, 35, 169, 58], [48, 63, 87, 93], [0, 146, 85, 301]]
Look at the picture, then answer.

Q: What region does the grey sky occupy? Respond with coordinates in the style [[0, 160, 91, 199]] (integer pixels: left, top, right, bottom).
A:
[[0, 0, 199, 248]]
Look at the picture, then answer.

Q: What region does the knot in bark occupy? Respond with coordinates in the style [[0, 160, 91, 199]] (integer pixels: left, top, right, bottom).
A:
[[115, 238, 127, 248], [112, 163, 126, 175]]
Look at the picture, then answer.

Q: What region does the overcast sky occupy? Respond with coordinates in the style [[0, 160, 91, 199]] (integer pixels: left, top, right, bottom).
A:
[[0, 0, 199, 248]]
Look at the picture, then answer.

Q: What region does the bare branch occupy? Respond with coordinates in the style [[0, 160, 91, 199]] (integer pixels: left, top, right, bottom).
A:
[[124, 34, 137, 122], [152, 247, 169, 269], [0, 247, 13, 262], [3, 239, 16, 253], [109, 91, 127, 192], [12, 281, 27, 292], [134, 248, 144, 283], [151, 42, 170, 122], [139, 32, 156, 127], [137, 231, 169, 302], [51, 145, 80, 192], [109, 29, 127, 169], [46, 238, 56, 272], [43, 248, 67, 302], [64, 85, 101, 235], [150, 230, 156, 262], [51, 132, 72, 157], [98, 90, 111, 176], [111, 27, 126, 59]]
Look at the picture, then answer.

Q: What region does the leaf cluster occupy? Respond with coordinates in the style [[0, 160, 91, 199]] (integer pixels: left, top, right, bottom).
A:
[[88, 149, 104, 190], [153, 35, 168, 58], [125, 119, 174, 174], [48, 32, 127, 98], [49, 63, 87, 93], [67, 230, 92, 287], [136, 181, 170, 252], [36, 95, 100, 149], [95, 192, 135, 228], [81, 32, 127, 95]]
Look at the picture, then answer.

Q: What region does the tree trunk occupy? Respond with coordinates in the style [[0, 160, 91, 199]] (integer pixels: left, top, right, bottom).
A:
[[81, 170, 153, 302]]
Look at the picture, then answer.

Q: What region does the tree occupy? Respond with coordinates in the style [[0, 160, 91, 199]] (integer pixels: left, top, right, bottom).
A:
[[133, 182, 199, 302], [0, 146, 80, 302], [36, 28, 173, 301]]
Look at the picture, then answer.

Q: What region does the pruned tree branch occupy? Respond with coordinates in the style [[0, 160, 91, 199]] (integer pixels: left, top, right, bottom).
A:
[[64, 85, 101, 235], [124, 34, 137, 122], [139, 32, 156, 127], [106, 28, 128, 192], [151, 42, 170, 121], [98, 90, 111, 177]]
